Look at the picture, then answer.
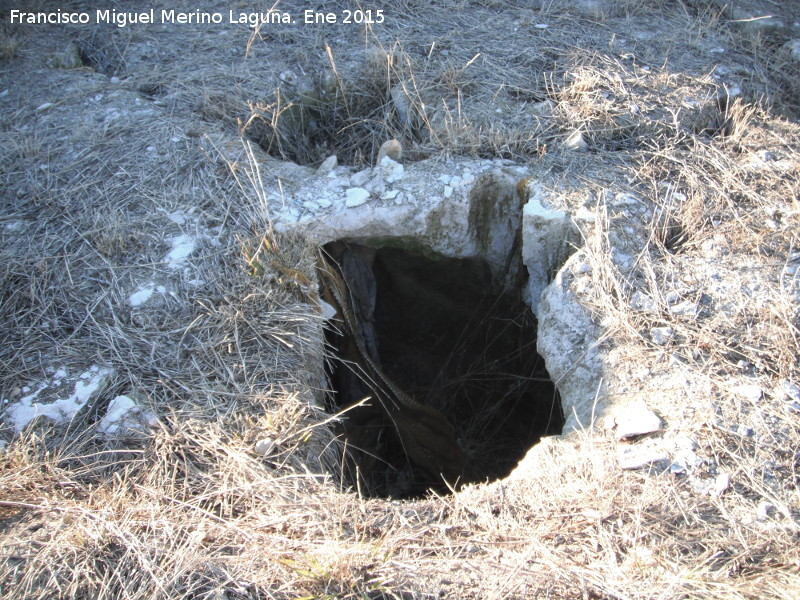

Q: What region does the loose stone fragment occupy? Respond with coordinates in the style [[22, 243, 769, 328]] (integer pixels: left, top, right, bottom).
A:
[[376, 139, 402, 164], [618, 442, 669, 470], [255, 437, 276, 457], [316, 155, 338, 174], [733, 384, 763, 402], [613, 401, 663, 440], [345, 187, 370, 207], [713, 472, 730, 496], [564, 130, 588, 151]]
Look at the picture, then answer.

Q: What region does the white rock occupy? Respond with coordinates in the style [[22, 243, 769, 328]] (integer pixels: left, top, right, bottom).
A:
[[600, 315, 617, 328], [164, 234, 196, 268], [6, 366, 114, 432], [345, 187, 370, 207], [670, 448, 702, 474], [564, 130, 588, 151], [612, 401, 663, 440], [650, 326, 673, 345], [713, 472, 730, 496], [535, 253, 604, 433], [129, 285, 155, 307], [443, 185, 453, 198], [316, 155, 338, 174], [254, 437, 275, 457], [733, 384, 763, 402], [379, 156, 405, 183], [97, 395, 155, 435], [619, 443, 669, 470], [380, 190, 399, 201], [612, 192, 639, 206], [319, 300, 337, 320], [167, 210, 188, 225], [574, 207, 596, 223], [364, 176, 386, 196]]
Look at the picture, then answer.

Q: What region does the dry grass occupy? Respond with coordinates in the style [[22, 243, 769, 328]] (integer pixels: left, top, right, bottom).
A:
[[1, 0, 800, 598]]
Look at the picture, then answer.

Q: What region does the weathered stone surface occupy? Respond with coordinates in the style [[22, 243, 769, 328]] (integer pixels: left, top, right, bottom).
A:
[[536, 251, 605, 432], [713, 472, 731, 496], [98, 395, 157, 436], [5, 366, 113, 432], [345, 187, 370, 207], [520, 182, 579, 313], [297, 158, 529, 282]]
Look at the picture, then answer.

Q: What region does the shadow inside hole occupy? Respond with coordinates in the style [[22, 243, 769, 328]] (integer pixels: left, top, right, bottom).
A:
[[322, 241, 563, 499]]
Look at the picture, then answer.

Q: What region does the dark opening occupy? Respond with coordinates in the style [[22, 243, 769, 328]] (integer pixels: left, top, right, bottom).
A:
[[243, 74, 415, 168], [321, 240, 563, 499]]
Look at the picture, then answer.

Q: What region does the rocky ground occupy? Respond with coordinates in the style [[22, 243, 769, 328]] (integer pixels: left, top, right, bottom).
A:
[[1, 1, 799, 598]]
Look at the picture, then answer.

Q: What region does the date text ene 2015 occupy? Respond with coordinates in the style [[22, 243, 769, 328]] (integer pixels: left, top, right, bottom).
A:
[[304, 10, 385, 24]]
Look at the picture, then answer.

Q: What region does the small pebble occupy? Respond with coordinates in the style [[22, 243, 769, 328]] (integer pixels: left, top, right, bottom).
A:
[[564, 130, 588, 151], [713, 472, 730, 496], [255, 437, 275, 457]]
